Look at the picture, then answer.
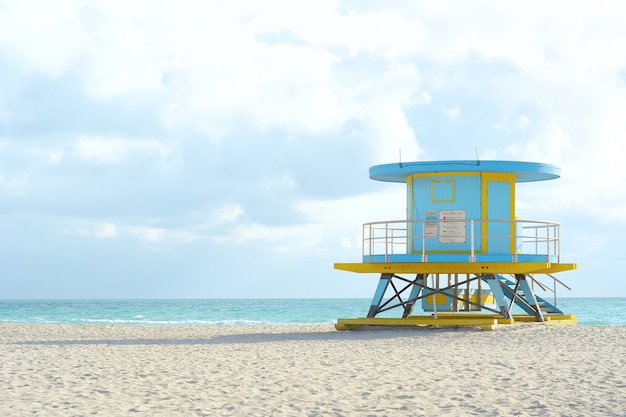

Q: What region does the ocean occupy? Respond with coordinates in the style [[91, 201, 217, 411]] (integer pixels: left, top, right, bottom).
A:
[[0, 298, 625, 327]]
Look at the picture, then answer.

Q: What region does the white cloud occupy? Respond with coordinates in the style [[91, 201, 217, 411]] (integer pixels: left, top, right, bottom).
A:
[[74, 137, 129, 163], [0, 174, 28, 191], [127, 225, 200, 243], [212, 204, 244, 224], [215, 187, 406, 255], [66, 221, 201, 243], [1, 2, 431, 156], [219, 222, 326, 255], [167, 230, 201, 243], [94, 222, 118, 239], [295, 188, 406, 226], [25, 147, 64, 165], [73, 136, 169, 164], [417, 91, 432, 104], [492, 115, 531, 132], [129, 226, 165, 242], [515, 115, 531, 129], [258, 175, 297, 193], [0, 1, 89, 78], [64, 222, 118, 239], [367, 106, 424, 164], [444, 107, 460, 121]]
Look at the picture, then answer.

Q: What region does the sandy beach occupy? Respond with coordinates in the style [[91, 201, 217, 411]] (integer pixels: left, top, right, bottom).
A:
[[1, 323, 624, 416]]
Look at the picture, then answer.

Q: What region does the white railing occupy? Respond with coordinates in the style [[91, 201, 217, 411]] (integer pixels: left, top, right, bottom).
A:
[[362, 219, 561, 263]]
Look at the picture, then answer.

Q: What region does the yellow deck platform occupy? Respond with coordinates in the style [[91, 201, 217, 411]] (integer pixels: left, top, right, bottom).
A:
[[334, 262, 577, 275]]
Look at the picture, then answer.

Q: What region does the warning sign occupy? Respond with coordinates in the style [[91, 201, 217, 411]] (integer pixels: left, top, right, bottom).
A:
[[425, 210, 438, 237], [439, 210, 466, 243]]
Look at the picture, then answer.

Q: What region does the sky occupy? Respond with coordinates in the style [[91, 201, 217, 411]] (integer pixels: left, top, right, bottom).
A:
[[1, 1, 625, 299]]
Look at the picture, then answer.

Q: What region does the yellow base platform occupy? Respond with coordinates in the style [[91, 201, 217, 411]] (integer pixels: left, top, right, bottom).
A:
[[335, 314, 577, 331]]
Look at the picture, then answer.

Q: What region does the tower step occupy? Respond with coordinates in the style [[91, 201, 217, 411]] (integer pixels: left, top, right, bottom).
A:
[[492, 274, 564, 316]]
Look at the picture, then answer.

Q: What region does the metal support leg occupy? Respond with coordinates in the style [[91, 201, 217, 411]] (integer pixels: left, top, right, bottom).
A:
[[516, 274, 545, 322], [402, 274, 426, 318], [367, 273, 392, 318], [483, 274, 512, 319]]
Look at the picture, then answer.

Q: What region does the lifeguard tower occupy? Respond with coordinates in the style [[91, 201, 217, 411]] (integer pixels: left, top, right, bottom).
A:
[[335, 160, 577, 330]]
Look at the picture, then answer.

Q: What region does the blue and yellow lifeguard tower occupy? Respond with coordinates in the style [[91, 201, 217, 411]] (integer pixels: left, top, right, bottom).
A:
[[335, 160, 577, 330]]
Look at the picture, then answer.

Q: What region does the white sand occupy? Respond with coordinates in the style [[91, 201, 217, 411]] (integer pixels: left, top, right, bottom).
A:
[[1, 323, 625, 416]]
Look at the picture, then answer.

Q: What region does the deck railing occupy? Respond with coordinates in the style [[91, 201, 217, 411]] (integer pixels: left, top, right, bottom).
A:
[[362, 219, 561, 263]]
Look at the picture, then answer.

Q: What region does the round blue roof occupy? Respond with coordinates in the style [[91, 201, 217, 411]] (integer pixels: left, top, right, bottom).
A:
[[369, 160, 560, 183]]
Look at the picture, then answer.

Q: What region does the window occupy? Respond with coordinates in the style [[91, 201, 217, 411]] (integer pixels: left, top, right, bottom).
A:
[[431, 180, 454, 203]]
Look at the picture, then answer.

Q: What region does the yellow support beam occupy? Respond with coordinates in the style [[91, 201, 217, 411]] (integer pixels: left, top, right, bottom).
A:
[[335, 314, 577, 331], [531, 264, 578, 273], [335, 316, 501, 331], [511, 314, 578, 325], [334, 262, 576, 274]]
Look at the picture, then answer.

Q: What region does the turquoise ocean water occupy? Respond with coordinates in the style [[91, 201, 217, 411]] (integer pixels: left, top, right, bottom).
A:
[[0, 298, 624, 327]]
